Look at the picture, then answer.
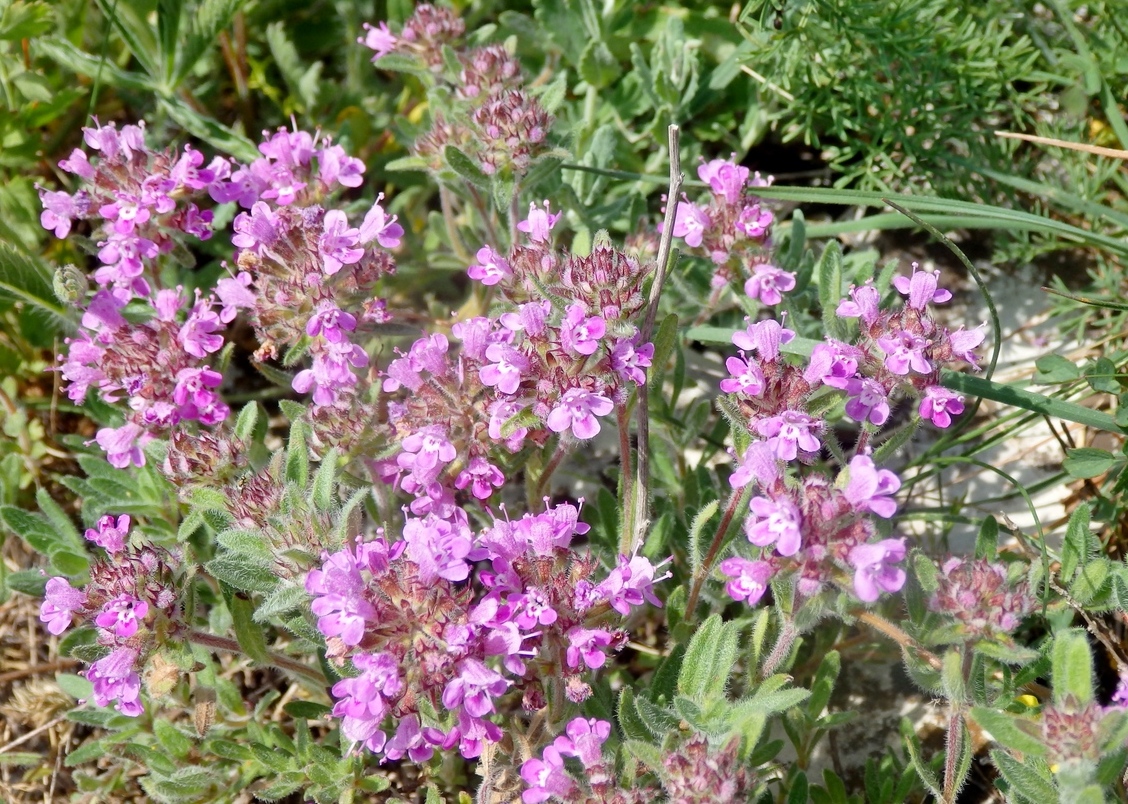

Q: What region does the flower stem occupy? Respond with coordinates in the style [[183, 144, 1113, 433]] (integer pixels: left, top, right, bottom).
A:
[[631, 124, 683, 553], [188, 630, 327, 685], [854, 610, 941, 670], [617, 404, 636, 556], [533, 441, 569, 504], [685, 488, 745, 621]]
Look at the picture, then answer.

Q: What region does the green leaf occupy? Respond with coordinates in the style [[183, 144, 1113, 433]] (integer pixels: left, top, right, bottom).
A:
[[285, 421, 310, 487], [96, 0, 159, 78], [1061, 504, 1092, 582], [55, 673, 92, 700], [686, 500, 718, 579], [310, 449, 338, 511], [253, 583, 309, 622], [817, 240, 847, 340], [283, 701, 331, 719], [1063, 448, 1117, 480], [227, 591, 270, 665], [173, 0, 247, 86], [1085, 357, 1120, 394], [233, 402, 259, 443], [0, 1, 52, 40], [1070, 558, 1111, 606], [206, 554, 278, 594], [443, 145, 490, 190], [991, 749, 1056, 801], [578, 40, 620, 88], [34, 38, 155, 92], [677, 614, 741, 705], [1033, 355, 1080, 384], [385, 155, 431, 172], [156, 0, 183, 86], [153, 718, 193, 760], [1051, 628, 1094, 706], [0, 241, 74, 334], [158, 97, 259, 162], [648, 313, 679, 390], [975, 515, 999, 560], [942, 371, 1124, 435]]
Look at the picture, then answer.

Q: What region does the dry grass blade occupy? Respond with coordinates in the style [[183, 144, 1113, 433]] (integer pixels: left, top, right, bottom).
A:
[[995, 130, 1128, 160]]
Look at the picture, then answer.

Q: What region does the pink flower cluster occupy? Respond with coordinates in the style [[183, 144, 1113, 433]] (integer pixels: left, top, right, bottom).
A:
[[39, 515, 181, 716], [520, 717, 613, 802], [373, 204, 653, 516], [45, 120, 238, 467], [668, 156, 790, 303], [928, 558, 1036, 639], [363, 5, 552, 178], [716, 264, 983, 606], [305, 504, 668, 761]]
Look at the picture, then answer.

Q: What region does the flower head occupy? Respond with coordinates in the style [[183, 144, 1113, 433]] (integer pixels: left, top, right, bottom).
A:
[[849, 539, 907, 602]]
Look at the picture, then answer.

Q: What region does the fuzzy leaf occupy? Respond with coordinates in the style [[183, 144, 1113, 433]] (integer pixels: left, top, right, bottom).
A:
[[678, 614, 741, 706], [1051, 628, 1094, 706], [991, 749, 1056, 801], [1063, 448, 1117, 480], [0, 241, 73, 334], [444, 145, 490, 190]]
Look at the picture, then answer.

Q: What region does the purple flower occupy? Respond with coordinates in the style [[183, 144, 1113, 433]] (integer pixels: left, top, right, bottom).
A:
[[877, 330, 932, 375], [480, 343, 529, 395], [843, 377, 891, 426], [609, 338, 653, 385], [38, 187, 85, 238], [592, 554, 668, 616], [919, 385, 964, 428], [360, 21, 398, 60], [94, 422, 147, 468], [728, 441, 780, 490], [98, 193, 151, 235], [546, 387, 614, 439], [382, 333, 449, 392], [81, 289, 127, 333], [358, 194, 404, 248], [745, 495, 803, 555], [454, 456, 506, 499], [214, 271, 255, 323], [403, 514, 476, 583], [39, 577, 87, 635], [317, 144, 366, 189], [468, 245, 511, 286], [719, 353, 765, 396], [946, 325, 987, 369], [562, 717, 611, 768], [331, 652, 402, 753], [306, 547, 378, 646], [754, 411, 822, 461], [94, 594, 149, 639], [744, 264, 796, 306], [442, 658, 510, 718], [517, 201, 562, 242], [179, 301, 225, 358], [59, 148, 94, 179], [565, 627, 614, 669], [718, 557, 772, 604], [672, 200, 709, 248], [736, 203, 773, 238], [319, 210, 364, 275], [292, 340, 369, 406], [804, 340, 862, 389], [514, 587, 558, 629], [87, 648, 143, 716], [174, 367, 227, 424], [85, 514, 131, 553], [559, 304, 605, 356], [843, 455, 901, 518], [231, 201, 280, 253], [385, 715, 434, 763], [698, 158, 749, 204], [521, 743, 574, 803], [836, 282, 881, 325], [306, 302, 358, 343], [893, 263, 952, 310], [731, 318, 795, 361], [849, 538, 907, 602]]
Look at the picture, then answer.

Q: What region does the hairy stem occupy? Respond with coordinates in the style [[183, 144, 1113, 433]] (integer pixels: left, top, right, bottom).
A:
[[631, 124, 683, 552], [188, 630, 326, 685], [617, 404, 636, 555], [685, 488, 745, 621], [854, 610, 941, 670]]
